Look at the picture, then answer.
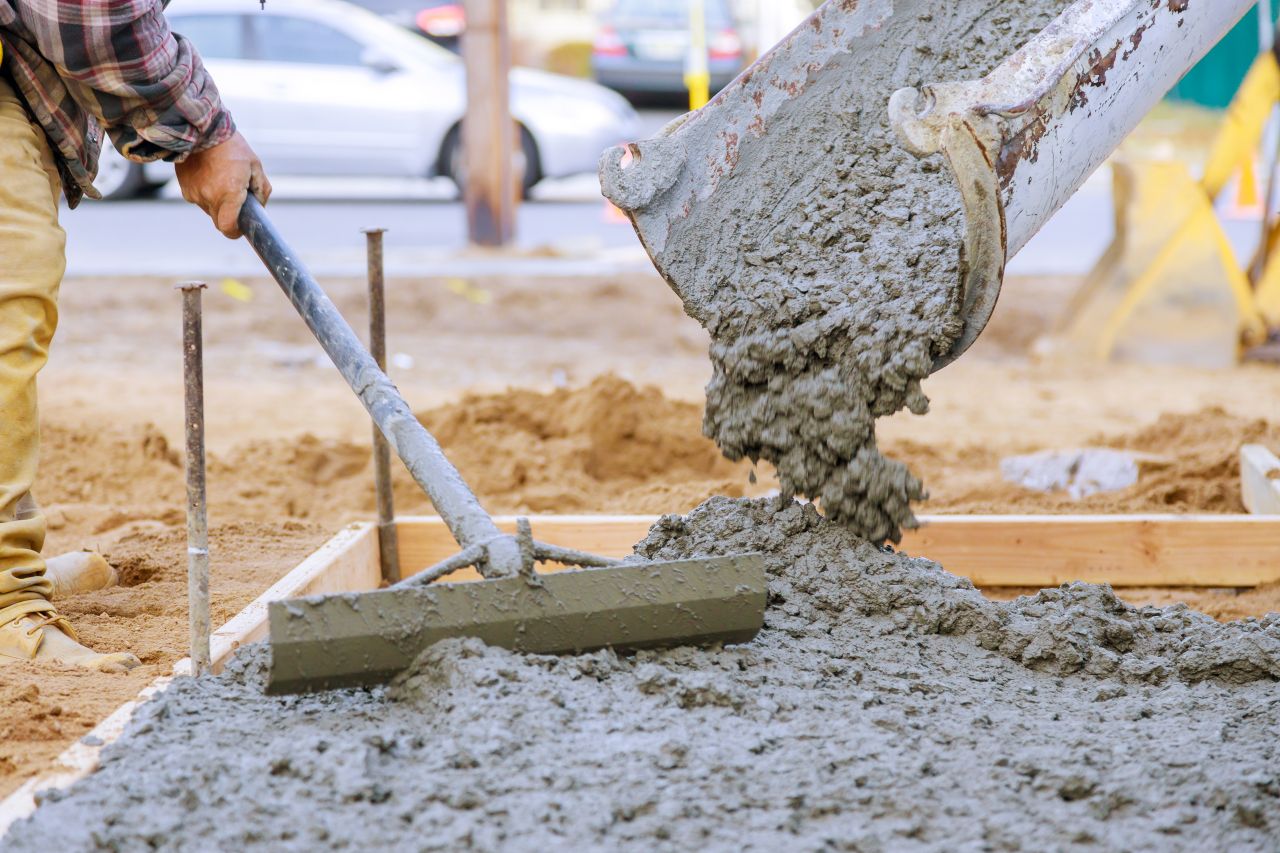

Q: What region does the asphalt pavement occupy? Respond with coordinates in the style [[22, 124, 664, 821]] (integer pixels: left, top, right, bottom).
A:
[[65, 182, 650, 278]]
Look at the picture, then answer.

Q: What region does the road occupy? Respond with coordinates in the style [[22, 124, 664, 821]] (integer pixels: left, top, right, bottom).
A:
[[63, 110, 685, 279], [58, 107, 1261, 280], [64, 182, 650, 278], [62, 174, 1136, 279]]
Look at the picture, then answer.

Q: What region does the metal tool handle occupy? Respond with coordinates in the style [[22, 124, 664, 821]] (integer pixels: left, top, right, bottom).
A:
[[237, 196, 521, 575]]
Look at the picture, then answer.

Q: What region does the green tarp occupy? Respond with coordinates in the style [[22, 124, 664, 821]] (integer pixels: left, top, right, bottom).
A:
[[1169, 4, 1276, 109]]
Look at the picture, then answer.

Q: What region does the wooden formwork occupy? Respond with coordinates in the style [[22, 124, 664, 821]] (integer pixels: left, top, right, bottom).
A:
[[3, 511, 1279, 836], [404, 514, 1280, 588]]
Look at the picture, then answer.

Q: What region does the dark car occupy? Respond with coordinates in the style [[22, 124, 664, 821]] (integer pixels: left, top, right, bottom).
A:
[[592, 0, 744, 99], [349, 0, 464, 51]]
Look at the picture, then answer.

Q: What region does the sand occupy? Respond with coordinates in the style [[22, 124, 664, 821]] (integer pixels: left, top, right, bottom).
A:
[[40, 273, 1280, 454], [12, 497, 1279, 850], [414, 376, 762, 514], [606, 0, 1070, 543]]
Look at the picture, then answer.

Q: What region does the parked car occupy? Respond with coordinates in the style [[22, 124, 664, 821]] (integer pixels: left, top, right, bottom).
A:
[[592, 0, 745, 99], [94, 0, 640, 200], [349, 0, 465, 52]]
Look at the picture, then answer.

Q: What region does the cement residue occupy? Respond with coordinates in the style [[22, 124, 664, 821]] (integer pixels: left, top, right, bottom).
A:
[[896, 405, 1280, 515], [631, 1, 1069, 542], [15, 498, 1280, 851]]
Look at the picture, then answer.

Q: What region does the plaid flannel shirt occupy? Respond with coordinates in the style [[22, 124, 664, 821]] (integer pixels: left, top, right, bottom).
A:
[[0, 0, 235, 207]]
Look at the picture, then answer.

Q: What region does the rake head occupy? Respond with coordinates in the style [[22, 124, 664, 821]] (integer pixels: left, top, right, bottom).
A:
[[266, 524, 765, 694]]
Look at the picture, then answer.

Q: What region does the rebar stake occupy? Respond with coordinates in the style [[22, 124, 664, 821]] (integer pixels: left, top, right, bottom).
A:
[[177, 281, 211, 675], [363, 228, 401, 584]]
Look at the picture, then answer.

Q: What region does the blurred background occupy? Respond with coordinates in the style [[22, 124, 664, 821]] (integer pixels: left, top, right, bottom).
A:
[[80, 3, 1275, 229], [68, 0, 1280, 368], [92, 0, 821, 203], [79, 0, 831, 272]]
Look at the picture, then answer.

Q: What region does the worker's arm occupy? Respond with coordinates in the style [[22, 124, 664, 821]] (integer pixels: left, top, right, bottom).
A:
[[13, 0, 269, 237]]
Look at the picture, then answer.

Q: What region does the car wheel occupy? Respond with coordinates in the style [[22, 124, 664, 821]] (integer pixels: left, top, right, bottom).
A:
[[441, 124, 541, 200], [91, 144, 151, 201]]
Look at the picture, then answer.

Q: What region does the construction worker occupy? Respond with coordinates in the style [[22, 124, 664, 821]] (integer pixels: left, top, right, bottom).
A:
[[0, 1, 270, 671]]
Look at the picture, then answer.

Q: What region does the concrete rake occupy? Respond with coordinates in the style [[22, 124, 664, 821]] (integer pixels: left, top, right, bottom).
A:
[[235, 198, 766, 694]]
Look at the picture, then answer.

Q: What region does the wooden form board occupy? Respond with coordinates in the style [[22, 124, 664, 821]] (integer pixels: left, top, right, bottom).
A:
[[397, 514, 1280, 588], [902, 515, 1280, 587], [1241, 444, 1280, 516], [0, 524, 379, 838], [184, 524, 380, 676]]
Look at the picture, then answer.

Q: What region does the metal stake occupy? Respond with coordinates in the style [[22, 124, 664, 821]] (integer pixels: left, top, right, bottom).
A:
[[364, 228, 401, 584], [177, 281, 211, 675]]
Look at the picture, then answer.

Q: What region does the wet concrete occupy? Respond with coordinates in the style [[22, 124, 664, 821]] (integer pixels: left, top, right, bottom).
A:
[[13, 498, 1280, 851], [608, 1, 1072, 543]]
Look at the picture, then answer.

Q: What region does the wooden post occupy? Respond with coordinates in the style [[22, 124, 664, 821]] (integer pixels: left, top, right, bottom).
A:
[[463, 0, 516, 247]]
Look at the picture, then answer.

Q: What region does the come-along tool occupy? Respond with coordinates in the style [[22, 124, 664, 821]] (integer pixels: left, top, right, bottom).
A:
[[235, 197, 765, 694]]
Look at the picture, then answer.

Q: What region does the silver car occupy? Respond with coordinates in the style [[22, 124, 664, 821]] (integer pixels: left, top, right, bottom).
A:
[[592, 0, 745, 98], [94, 0, 641, 200]]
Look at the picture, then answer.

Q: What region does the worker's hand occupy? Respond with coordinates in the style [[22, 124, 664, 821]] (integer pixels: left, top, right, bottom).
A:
[[174, 132, 272, 239]]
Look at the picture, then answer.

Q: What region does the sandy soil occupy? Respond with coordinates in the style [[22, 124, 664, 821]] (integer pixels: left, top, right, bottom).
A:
[[1, 271, 1277, 801]]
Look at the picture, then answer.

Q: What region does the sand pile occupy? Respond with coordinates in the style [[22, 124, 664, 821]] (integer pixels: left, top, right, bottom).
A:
[[41, 385, 1275, 525], [1105, 407, 1280, 511], [38, 376, 755, 527], [170, 375, 756, 523], [415, 375, 754, 513], [15, 498, 1280, 850], [621, 0, 1069, 543]]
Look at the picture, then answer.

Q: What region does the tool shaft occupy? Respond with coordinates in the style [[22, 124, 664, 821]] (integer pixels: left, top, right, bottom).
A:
[[238, 198, 519, 574], [364, 229, 401, 584], [178, 282, 211, 676]]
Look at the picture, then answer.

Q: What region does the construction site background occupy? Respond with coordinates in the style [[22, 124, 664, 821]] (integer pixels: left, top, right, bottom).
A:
[[508, 0, 820, 74]]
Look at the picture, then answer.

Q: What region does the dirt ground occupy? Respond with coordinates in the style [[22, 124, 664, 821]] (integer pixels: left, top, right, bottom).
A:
[[1, 271, 1277, 801]]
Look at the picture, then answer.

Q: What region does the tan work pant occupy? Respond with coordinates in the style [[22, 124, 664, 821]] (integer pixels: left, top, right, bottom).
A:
[[0, 74, 66, 629]]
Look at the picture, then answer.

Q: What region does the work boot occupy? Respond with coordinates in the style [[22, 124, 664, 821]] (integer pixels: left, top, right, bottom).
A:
[[0, 610, 140, 673], [45, 551, 118, 599]]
